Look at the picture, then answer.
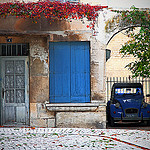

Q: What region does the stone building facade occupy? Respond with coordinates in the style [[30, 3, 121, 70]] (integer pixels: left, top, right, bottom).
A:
[[0, 11, 106, 128]]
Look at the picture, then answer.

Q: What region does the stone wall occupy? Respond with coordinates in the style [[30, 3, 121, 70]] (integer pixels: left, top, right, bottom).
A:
[[0, 15, 106, 128], [29, 33, 106, 128], [28, 34, 106, 128], [90, 38, 106, 102], [56, 111, 106, 128]]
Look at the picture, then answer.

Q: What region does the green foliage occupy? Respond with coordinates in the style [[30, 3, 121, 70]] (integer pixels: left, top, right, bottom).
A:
[[119, 6, 150, 78]]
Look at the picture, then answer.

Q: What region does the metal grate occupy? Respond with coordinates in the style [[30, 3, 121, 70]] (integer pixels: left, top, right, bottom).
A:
[[0, 44, 29, 56], [106, 77, 150, 103], [5, 60, 25, 103]]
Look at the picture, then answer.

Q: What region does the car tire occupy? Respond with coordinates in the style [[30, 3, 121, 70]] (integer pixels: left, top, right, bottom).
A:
[[110, 117, 115, 127], [147, 120, 150, 126]]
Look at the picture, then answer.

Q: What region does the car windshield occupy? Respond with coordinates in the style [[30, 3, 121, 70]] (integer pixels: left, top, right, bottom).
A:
[[115, 87, 142, 96]]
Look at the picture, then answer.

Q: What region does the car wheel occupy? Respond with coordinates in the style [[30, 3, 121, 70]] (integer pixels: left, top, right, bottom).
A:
[[110, 117, 115, 127], [147, 120, 150, 126]]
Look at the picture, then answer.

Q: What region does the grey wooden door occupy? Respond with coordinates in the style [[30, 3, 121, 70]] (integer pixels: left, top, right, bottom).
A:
[[1, 57, 29, 126]]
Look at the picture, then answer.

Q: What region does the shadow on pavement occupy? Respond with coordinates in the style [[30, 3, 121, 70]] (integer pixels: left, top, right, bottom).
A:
[[107, 122, 150, 130]]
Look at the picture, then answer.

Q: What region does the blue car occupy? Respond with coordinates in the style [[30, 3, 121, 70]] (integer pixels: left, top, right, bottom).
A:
[[106, 83, 150, 126]]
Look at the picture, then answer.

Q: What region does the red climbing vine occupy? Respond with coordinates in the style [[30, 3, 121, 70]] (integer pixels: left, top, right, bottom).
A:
[[0, 1, 107, 29]]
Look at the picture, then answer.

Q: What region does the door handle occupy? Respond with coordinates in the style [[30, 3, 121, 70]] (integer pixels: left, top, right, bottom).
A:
[[2, 88, 5, 99]]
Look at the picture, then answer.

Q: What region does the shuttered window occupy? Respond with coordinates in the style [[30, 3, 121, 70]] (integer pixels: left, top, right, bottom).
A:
[[49, 42, 90, 103]]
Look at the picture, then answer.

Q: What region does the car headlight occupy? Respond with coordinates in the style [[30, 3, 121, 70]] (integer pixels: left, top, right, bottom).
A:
[[115, 102, 120, 108], [143, 102, 147, 108]]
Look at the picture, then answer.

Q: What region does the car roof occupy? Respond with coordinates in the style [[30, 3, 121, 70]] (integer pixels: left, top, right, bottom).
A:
[[112, 83, 143, 88]]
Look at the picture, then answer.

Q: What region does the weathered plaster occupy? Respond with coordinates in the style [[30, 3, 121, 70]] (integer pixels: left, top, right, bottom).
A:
[[95, 9, 118, 45], [30, 38, 49, 75], [30, 76, 49, 103]]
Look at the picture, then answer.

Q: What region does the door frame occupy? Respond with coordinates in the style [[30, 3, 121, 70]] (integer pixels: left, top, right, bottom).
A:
[[0, 56, 29, 126]]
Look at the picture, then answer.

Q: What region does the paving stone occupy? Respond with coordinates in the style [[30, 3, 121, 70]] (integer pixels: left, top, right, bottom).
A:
[[0, 127, 150, 149]]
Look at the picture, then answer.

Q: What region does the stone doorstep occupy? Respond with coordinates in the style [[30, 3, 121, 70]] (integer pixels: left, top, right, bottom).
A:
[[46, 103, 106, 112]]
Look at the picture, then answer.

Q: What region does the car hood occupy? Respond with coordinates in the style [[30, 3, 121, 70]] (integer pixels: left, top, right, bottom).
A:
[[115, 97, 143, 109]]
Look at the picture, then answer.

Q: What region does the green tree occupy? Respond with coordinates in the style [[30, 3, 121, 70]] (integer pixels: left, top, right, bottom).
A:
[[119, 6, 150, 78]]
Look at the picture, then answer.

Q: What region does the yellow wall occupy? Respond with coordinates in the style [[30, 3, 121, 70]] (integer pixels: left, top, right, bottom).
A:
[[106, 31, 136, 77]]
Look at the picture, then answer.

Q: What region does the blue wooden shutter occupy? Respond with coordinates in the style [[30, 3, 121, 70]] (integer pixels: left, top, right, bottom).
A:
[[49, 42, 90, 103], [70, 42, 90, 102], [49, 42, 71, 103]]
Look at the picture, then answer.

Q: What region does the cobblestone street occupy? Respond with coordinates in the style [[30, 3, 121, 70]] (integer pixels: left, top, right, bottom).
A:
[[0, 127, 150, 150]]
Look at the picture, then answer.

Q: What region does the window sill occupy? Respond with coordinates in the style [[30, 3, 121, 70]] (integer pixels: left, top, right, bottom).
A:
[[45, 102, 106, 112]]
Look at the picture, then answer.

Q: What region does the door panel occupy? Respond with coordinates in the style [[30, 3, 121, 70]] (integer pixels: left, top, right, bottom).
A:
[[16, 106, 26, 123], [4, 106, 15, 123], [49, 42, 90, 103], [1, 57, 29, 125]]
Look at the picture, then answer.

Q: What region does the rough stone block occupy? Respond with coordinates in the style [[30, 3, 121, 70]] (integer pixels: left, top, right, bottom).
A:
[[30, 103, 38, 119], [30, 76, 49, 103], [56, 112, 106, 129], [30, 58, 48, 76], [37, 103, 55, 118], [30, 118, 47, 127], [48, 119, 55, 128]]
